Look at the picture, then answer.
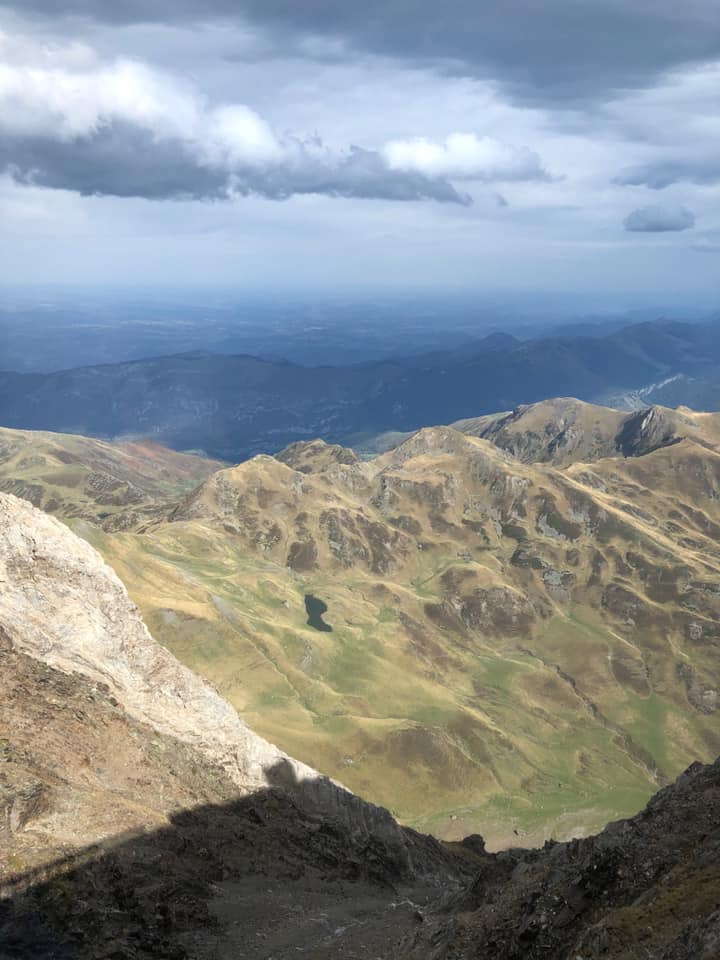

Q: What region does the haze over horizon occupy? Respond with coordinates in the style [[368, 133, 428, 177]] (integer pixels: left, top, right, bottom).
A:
[[1, 1, 719, 304]]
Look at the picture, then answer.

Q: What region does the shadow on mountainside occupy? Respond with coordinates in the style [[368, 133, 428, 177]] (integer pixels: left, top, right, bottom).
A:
[[0, 757, 469, 960], [2, 756, 720, 959]]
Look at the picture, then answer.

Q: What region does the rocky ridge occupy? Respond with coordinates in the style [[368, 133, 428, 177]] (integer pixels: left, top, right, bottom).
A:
[[454, 397, 720, 466]]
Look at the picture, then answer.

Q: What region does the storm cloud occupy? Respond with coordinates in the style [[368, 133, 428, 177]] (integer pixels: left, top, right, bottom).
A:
[[1, 126, 471, 204], [0, 51, 471, 203], [11, 0, 720, 105], [624, 204, 696, 232], [0, 2, 717, 296]]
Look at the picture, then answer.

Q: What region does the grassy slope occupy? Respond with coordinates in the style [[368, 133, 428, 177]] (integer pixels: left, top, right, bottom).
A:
[[0, 425, 223, 529], [73, 417, 720, 849]]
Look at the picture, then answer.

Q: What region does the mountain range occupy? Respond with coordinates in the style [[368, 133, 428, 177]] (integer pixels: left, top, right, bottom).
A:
[[1, 464, 719, 959], [1, 397, 719, 852], [2, 318, 720, 460]]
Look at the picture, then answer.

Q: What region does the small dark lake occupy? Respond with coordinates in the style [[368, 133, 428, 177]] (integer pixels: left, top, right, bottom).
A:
[[304, 594, 332, 632]]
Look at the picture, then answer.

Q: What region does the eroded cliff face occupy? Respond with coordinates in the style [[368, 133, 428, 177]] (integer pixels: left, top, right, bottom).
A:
[[409, 756, 720, 960], [0, 489, 305, 791]]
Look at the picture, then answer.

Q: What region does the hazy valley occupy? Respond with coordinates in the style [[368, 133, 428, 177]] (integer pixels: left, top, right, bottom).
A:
[[3, 317, 720, 461]]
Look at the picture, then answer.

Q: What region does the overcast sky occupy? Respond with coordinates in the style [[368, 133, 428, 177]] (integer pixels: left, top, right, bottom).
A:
[[1, 1, 719, 303]]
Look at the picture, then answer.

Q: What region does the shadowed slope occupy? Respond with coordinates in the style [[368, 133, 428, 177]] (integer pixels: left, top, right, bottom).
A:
[[2, 698, 719, 960]]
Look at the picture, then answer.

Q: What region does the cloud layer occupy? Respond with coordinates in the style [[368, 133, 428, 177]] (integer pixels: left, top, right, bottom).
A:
[[0, 48, 475, 203], [0, 33, 552, 203], [0, 3, 717, 297], [13, 0, 720, 104]]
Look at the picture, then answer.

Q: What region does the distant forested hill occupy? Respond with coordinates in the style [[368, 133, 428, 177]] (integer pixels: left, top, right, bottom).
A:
[[1, 319, 719, 460]]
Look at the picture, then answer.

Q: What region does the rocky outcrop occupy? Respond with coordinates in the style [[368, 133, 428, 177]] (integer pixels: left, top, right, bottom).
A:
[[407, 756, 720, 960], [0, 492, 305, 792], [275, 438, 359, 473], [455, 398, 720, 466]]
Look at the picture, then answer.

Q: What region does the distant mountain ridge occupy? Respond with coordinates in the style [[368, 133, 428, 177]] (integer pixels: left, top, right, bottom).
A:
[[2, 317, 720, 459]]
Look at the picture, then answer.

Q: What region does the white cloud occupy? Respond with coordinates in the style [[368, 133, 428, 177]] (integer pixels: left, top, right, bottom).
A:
[[0, 31, 468, 203], [0, 36, 278, 165], [200, 105, 282, 168], [382, 133, 551, 181]]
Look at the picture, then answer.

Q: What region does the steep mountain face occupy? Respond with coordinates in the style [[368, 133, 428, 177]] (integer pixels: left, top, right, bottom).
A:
[[0, 491, 465, 959], [412, 757, 720, 960], [2, 318, 720, 460], [54, 410, 719, 849], [454, 398, 720, 466], [0, 425, 222, 530]]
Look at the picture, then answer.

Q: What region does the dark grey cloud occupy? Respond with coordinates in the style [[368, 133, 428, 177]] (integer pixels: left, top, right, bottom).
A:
[[623, 204, 696, 232], [9, 0, 720, 105], [615, 158, 720, 189], [0, 123, 471, 205]]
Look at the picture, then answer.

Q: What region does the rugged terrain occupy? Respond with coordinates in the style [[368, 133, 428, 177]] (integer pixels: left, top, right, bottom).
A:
[[412, 756, 720, 960], [0, 425, 221, 530], [453, 397, 720, 465], [0, 492, 465, 958], [5, 397, 711, 848], [1, 491, 719, 959]]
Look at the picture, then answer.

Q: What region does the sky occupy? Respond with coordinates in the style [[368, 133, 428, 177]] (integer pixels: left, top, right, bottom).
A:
[[0, 1, 719, 303]]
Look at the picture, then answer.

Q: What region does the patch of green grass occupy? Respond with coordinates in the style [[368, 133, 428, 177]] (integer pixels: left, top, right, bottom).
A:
[[312, 714, 355, 735], [377, 605, 397, 623], [474, 654, 529, 690], [255, 686, 295, 709], [278, 631, 308, 662], [325, 631, 380, 694], [409, 703, 458, 727], [622, 691, 669, 770]]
